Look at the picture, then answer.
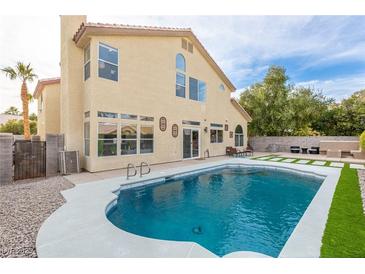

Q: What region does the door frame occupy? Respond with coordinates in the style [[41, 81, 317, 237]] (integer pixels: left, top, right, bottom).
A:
[[182, 127, 201, 160]]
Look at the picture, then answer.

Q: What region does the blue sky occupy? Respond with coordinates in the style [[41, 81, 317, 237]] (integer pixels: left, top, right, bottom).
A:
[[1, 16, 365, 112]]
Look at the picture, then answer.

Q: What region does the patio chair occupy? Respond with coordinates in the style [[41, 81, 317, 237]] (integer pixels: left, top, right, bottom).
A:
[[308, 146, 320, 154], [226, 146, 243, 157], [290, 146, 300, 153], [243, 145, 253, 156]]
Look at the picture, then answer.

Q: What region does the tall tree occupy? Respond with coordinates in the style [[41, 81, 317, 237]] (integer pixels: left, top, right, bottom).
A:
[[3, 106, 21, 115], [239, 66, 292, 136], [1, 62, 37, 140]]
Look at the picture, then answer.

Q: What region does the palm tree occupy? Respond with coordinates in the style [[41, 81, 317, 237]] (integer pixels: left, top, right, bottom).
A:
[[1, 62, 37, 140], [3, 106, 21, 115]]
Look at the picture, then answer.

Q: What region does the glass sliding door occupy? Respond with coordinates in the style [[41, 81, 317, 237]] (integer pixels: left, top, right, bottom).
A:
[[192, 130, 199, 158], [183, 128, 200, 159]]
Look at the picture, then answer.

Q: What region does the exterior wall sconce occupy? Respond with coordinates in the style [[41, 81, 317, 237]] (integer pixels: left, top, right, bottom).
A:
[[204, 127, 208, 133]]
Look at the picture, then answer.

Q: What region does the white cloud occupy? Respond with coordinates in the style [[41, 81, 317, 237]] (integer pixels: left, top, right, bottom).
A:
[[1, 15, 364, 113], [297, 73, 365, 101]]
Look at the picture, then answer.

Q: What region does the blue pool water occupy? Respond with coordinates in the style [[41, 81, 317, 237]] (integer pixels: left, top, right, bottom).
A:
[[107, 166, 323, 257]]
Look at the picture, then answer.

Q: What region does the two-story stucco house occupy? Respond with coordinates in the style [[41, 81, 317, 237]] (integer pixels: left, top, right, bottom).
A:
[[34, 15, 252, 172]]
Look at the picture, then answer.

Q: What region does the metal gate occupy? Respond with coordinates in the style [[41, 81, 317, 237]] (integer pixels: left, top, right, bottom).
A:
[[14, 140, 46, 180]]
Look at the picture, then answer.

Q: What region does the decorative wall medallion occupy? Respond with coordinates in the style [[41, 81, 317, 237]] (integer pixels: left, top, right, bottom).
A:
[[224, 124, 229, 131], [172, 124, 179, 137], [229, 131, 233, 138], [159, 117, 167, 132]]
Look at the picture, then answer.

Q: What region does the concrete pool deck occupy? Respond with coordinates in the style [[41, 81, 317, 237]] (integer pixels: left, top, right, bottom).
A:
[[36, 158, 341, 258]]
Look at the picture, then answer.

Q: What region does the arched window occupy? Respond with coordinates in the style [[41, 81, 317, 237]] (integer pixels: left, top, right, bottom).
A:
[[176, 54, 186, 98], [176, 53, 186, 72], [235, 125, 244, 147]]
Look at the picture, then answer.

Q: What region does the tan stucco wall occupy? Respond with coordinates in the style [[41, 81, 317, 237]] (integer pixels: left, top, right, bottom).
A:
[[60, 15, 86, 152], [60, 16, 249, 172], [37, 83, 60, 140]]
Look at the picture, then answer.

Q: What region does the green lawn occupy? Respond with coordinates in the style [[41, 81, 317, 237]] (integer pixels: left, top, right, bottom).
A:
[[321, 164, 365, 257]]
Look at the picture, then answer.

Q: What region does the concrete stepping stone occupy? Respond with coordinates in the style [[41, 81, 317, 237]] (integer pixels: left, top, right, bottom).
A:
[[330, 162, 344, 168], [312, 161, 326, 166], [282, 158, 297, 163], [350, 164, 365, 170], [296, 160, 310, 164], [269, 157, 284, 161]]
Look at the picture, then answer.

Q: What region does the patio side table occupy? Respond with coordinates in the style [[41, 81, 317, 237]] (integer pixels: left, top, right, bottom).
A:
[[301, 147, 308, 154]]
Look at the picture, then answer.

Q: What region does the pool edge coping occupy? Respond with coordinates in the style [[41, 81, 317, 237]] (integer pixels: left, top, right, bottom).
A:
[[36, 158, 341, 258]]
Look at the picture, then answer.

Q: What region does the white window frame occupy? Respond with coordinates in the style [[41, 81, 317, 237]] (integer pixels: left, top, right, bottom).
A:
[[120, 123, 138, 156], [189, 77, 206, 102], [84, 44, 90, 81], [234, 125, 244, 147], [140, 125, 154, 154], [84, 121, 90, 157], [98, 42, 119, 82], [97, 122, 118, 157], [210, 129, 223, 143]]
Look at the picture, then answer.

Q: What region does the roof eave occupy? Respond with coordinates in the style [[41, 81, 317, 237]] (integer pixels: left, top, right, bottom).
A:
[[231, 98, 252, 122], [33, 78, 60, 98]]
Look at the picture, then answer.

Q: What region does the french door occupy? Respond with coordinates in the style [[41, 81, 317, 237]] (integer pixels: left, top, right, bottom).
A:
[[183, 128, 200, 159]]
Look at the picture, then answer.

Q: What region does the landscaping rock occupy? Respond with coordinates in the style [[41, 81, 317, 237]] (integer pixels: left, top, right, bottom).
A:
[[0, 176, 73, 257]]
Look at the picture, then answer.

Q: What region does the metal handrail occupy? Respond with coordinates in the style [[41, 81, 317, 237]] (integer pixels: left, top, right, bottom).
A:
[[126, 163, 137, 180], [139, 161, 151, 177]]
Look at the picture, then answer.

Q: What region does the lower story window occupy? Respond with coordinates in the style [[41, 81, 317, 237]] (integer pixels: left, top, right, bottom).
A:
[[121, 124, 137, 155], [140, 125, 154, 154], [98, 122, 117, 156], [235, 125, 244, 147], [210, 129, 223, 143], [84, 122, 90, 156]]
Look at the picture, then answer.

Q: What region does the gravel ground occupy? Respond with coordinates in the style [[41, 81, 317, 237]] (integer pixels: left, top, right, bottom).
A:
[[359, 170, 365, 213], [0, 176, 74, 258]]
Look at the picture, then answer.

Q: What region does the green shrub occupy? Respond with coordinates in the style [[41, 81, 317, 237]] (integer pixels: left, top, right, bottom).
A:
[[0, 119, 37, 135], [360, 130, 365, 151]]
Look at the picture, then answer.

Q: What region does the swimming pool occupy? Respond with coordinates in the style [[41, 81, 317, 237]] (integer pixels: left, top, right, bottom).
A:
[[107, 166, 323, 257]]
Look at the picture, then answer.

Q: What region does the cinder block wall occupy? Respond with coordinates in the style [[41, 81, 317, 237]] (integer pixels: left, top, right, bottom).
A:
[[0, 134, 14, 184], [249, 136, 359, 152]]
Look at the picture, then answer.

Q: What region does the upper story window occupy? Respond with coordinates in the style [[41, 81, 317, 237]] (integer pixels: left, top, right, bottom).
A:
[[39, 94, 43, 112], [219, 84, 225, 92], [176, 54, 186, 72], [189, 77, 206, 102], [84, 44, 90, 81], [176, 53, 186, 98], [98, 43, 118, 82]]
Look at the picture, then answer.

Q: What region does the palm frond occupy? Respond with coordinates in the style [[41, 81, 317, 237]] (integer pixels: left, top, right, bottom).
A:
[[1, 66, 17, 80], [15, 62, 38, 82]]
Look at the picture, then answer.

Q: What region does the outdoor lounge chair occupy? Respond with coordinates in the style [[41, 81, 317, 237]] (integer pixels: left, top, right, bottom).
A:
[[290, 146, 300, 153], [308, 146, 320, 154]]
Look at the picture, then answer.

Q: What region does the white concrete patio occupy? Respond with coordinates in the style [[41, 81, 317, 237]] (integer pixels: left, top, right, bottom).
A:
[[37, 157, 341, 258]]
